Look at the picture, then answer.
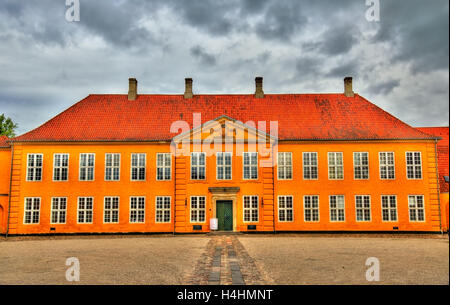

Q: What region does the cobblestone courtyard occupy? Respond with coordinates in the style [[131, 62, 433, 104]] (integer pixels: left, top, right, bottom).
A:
[[0, 234, 448, 285]]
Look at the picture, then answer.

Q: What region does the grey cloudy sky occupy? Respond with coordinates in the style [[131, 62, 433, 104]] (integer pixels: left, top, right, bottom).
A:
[[0, 0, 448, 135]]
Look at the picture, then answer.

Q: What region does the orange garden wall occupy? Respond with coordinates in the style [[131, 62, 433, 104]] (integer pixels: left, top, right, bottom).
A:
[[0, 147, 11, 234], [2, 139, 444, 235]]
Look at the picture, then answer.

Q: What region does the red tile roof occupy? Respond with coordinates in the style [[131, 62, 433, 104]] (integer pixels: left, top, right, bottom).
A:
[[13, 94, 436, 142], [0, 135, 10, 148], [417, 127, 449, 193]]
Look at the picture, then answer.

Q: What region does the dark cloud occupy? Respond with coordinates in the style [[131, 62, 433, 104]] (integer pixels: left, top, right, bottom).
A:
[[190, 45, 217, 66], [367, 79, 400, 95]]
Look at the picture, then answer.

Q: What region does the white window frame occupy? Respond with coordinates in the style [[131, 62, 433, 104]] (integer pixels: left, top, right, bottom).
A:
[[243, 152, 258, 180], [23, 197, 40, 224], [79, 153, 95, 181], [53, 153, 69, 181], [190, 196, 206, 223], [303, 152, 318, 180], [216, 152, 232, 180], [51, 197, 67, 224], [278, 195, 294, 222], [329, 195, 345, 222], [105, 153, 121, 181], [131, 153, 146, 181], [355, 195, 371, 222], [353, 152, 369, 180], [77, 197, 94, 224], [26, 154, 43, 182], [277, 152, 293, 180], [156, 153, 172, 181], [328, 152, 344, 180], [104, 196, 119, 224], [243, 195, 259, 223], [129, 196, 146, 223], [304, 195, 320, 222], [406, 152, 422, 180], [155, 196, 171, 223], [191, 152, 206, 180], [381, 195, 398, 222], [408, 195, 426, 222], [379, 152, 395, 180]]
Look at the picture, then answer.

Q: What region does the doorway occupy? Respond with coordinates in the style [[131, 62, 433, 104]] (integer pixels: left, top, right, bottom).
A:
[[216, 200, 233, 231]]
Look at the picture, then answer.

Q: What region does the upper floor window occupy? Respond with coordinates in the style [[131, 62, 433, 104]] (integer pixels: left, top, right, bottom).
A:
[[328, 152, 343, 180], [51, 197, 67, 224], [104, 197, 119, 223], [406, 152, 422, 179], [303, 152, 318, 180], [191, 152, 206, 180], [53, 153, 69, 181], [329, 195, 345, 222], [408, 195, 425, 222], [157, 153, 171, 181], [379, 152, 395, 179], [131, 153, 146, 181], [190, 196, 206, 223], [381, 195, 397, 222], [24, 197, 40, 224], [217, 152, 232, 180], [355, 195, 371, 221], [243, 152, 258, 179], [27, 154, 43, 181], [156, 196, 171, 223], [304, 195, 319, 222], [278, 195, 293, 222], [353, 152, 369, 180], [243, 195, 259, 222], [277, 152, 292, 180], [105, 153, 120, 181], [79, 153, 95, 181]]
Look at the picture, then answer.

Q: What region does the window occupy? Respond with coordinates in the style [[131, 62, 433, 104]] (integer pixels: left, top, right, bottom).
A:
[[51, 197, 67, 224], [78, 197, 93, 223], [24, 197, 40, 224], [27, 154, 43, 181], [381, 195, 397, 221], [191, 152, 206, 180], [190, 196, 206, 223], [304, 195, 319, 222], [278, 152, 292, 180], [156, 196, 171, 223], [278, 196, 293, 222], [329, 195, 345, 222], [130, 197, 145, 223], [406, 152, 422, 179], [243, 196, 259, 222], [379, 152, 395, 179], [131, 153, 146, 181], [217, 152, 232, 180], [408, 195, 425, 222], [303, 152, 318, 179], [104, 197, 119, 223], [328, 152, 343, 180], [105, 153, 120, 181], [355, 195, 371, 221], [243, 152, 258, 179], [79, 153, 95, 181], [354, 152, 369, 179], [157, 153, 171, 180], [53, 153, 69, 181]]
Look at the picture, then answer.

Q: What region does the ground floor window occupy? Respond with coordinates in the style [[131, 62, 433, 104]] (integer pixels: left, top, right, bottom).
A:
[[24, 197, 40, 224], [381, 195, 397, 221], [156, 196, 171, 223], [130, 197, 145, 223], [304, 195, 319, 222], [78, 197, 93, 223], [190, 196, 206, 223], [243, 196, 259, 222], [355, 195, 371, 221], [408, 195, 425, 222], [278, 196, 293, 222], [104, 197, 119, 223], [51, 197, 67, 224], [329, 195, 345, 222]]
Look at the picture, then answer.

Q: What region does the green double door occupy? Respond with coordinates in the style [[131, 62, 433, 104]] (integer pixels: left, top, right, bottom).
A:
[[216, 200, 233, 231]]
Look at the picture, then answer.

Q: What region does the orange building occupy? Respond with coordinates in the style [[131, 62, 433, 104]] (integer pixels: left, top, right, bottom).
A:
[[0, 77, 448, 235]]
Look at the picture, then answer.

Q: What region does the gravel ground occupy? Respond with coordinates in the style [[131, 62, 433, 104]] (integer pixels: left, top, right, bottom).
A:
[[239, 235, 449, 285]]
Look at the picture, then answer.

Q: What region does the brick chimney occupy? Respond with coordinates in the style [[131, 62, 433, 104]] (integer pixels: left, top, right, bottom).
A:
[[254, 76, 264, 98], [344, 77, 354, 97], [128, 78, 138, 100], [184, 78, 193, 99]]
